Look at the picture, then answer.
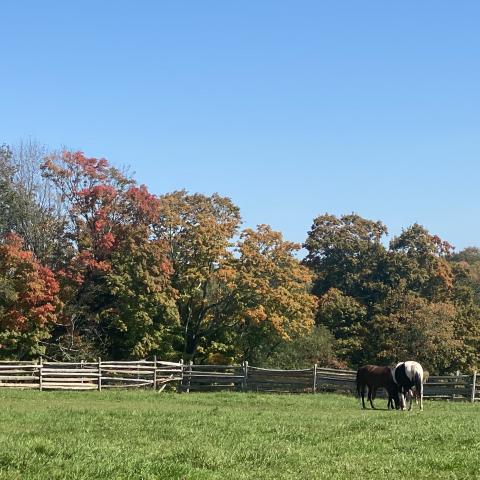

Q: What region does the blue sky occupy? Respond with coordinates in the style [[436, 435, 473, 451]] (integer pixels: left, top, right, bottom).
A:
[[2, 1, 480, 251]]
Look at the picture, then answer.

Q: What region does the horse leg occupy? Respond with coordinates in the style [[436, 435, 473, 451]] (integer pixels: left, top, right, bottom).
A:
[[360, 385, 366, 409], [387, 389, 395, 410], [369, 387, 376, 409], [414, 371, 424, 411]]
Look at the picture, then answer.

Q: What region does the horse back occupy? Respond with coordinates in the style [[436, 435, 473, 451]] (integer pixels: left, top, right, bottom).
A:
[[404, 361, 424, 381], [356, 365, 393, 388], [394, 361, 424, 390]]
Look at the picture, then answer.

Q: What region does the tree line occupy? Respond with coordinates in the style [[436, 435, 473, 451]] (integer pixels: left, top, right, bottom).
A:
[[1, 141, 479, 373]]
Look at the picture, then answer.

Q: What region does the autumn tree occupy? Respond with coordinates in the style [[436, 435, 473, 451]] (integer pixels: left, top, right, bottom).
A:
[[450, 247, 480, 305], [231, 225, 317, 363], [447, 253, 480, 371], [99, 189, 179, 359], [155, 193, 317, 362], [371, 294, 460, 374], [41, 151, 178, 359], [0, 234, 60, 359], [303, 213, 477, 370], [155, 190, 241, 359]]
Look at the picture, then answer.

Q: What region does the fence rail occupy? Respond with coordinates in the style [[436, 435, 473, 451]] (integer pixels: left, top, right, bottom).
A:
[[0, 357, 183, 392], [0, 359, 478, 401]]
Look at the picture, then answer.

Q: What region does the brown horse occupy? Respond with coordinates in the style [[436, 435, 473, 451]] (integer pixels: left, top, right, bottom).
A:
[[356, 365, 400, 410]]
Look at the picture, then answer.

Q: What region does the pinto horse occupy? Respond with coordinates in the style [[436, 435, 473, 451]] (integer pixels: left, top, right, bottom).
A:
[[356, 365, 400, 410], [392, 361, 425, 411]]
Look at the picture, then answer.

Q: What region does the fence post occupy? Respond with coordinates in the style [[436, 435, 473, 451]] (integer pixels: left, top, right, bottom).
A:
[[98, 357, 102, 392], [313, 364, 317, 394], [242, 361, 248, 392], [186, 360, 193, 393], [472, 371, 477, 403], [153, 355, 157, 391], [452, 370, 460, 401], [38, 356, 43, 391], [177, 359, 184, 393]]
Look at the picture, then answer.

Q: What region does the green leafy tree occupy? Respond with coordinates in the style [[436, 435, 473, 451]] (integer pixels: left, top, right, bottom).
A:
[[100, 230, 179, 359], [316, 288, 367, 364], [261, 326, 339, 369], [389, 223, 454, 301], [451, 302, 480, 372], [371, 293, 460, 374], [450, 247, 480, 305], [303, 214, 477, 370], [303, 213, 390, 307]]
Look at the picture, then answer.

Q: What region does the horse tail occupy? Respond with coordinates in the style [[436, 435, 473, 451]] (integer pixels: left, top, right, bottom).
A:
[[414, 370, 423, 393], [356, 370, 362, 397]]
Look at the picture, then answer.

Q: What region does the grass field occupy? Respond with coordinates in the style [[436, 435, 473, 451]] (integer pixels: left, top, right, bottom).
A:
[[0, 390, 479, 479]]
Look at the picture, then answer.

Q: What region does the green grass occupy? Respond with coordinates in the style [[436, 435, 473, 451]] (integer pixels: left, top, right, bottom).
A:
[[0, 390, 479, 479]]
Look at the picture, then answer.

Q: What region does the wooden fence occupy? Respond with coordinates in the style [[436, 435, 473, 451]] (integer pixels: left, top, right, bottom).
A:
[[0, 358, 183, 392], [1, 359, 478, 402]]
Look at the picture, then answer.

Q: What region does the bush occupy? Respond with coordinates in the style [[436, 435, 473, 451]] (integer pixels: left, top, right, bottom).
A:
[[260, 325, 342, 369]]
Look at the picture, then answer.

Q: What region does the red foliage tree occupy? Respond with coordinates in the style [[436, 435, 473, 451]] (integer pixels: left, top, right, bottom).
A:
[[42, 151, 178, 359], [0, 234, 60, 358]]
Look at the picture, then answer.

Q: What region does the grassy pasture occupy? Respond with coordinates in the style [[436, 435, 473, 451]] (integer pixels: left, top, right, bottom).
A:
[[0, 390, 479, 479]]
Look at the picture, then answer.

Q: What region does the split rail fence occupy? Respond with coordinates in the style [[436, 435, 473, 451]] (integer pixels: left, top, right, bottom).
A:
[[0, 358, 182, 392], [0, 360, 478, 402]]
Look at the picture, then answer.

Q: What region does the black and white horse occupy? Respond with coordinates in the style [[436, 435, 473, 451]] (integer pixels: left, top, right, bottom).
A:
[[392, 361, 425, 411]]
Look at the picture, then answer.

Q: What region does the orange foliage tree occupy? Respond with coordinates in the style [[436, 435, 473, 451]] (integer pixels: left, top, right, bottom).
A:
[[232, 225, 317, 363], [155, 193, 317, 362]]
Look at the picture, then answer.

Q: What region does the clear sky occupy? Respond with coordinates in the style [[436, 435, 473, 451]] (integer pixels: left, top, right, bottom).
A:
[[2, 1, 479, 252]]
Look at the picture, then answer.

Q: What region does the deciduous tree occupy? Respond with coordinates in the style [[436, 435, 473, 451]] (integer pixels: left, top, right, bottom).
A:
[[0, 141, 67, 268], [316, 288, 367, 364], [42, 151, 178, 359], [0, 234, 60, 358], [371, 294, 460, 374], [389, 224, 454, 301], [155, 190, 241, 359], [232, 225, 317, 363], [303, 213, 390, 307]]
